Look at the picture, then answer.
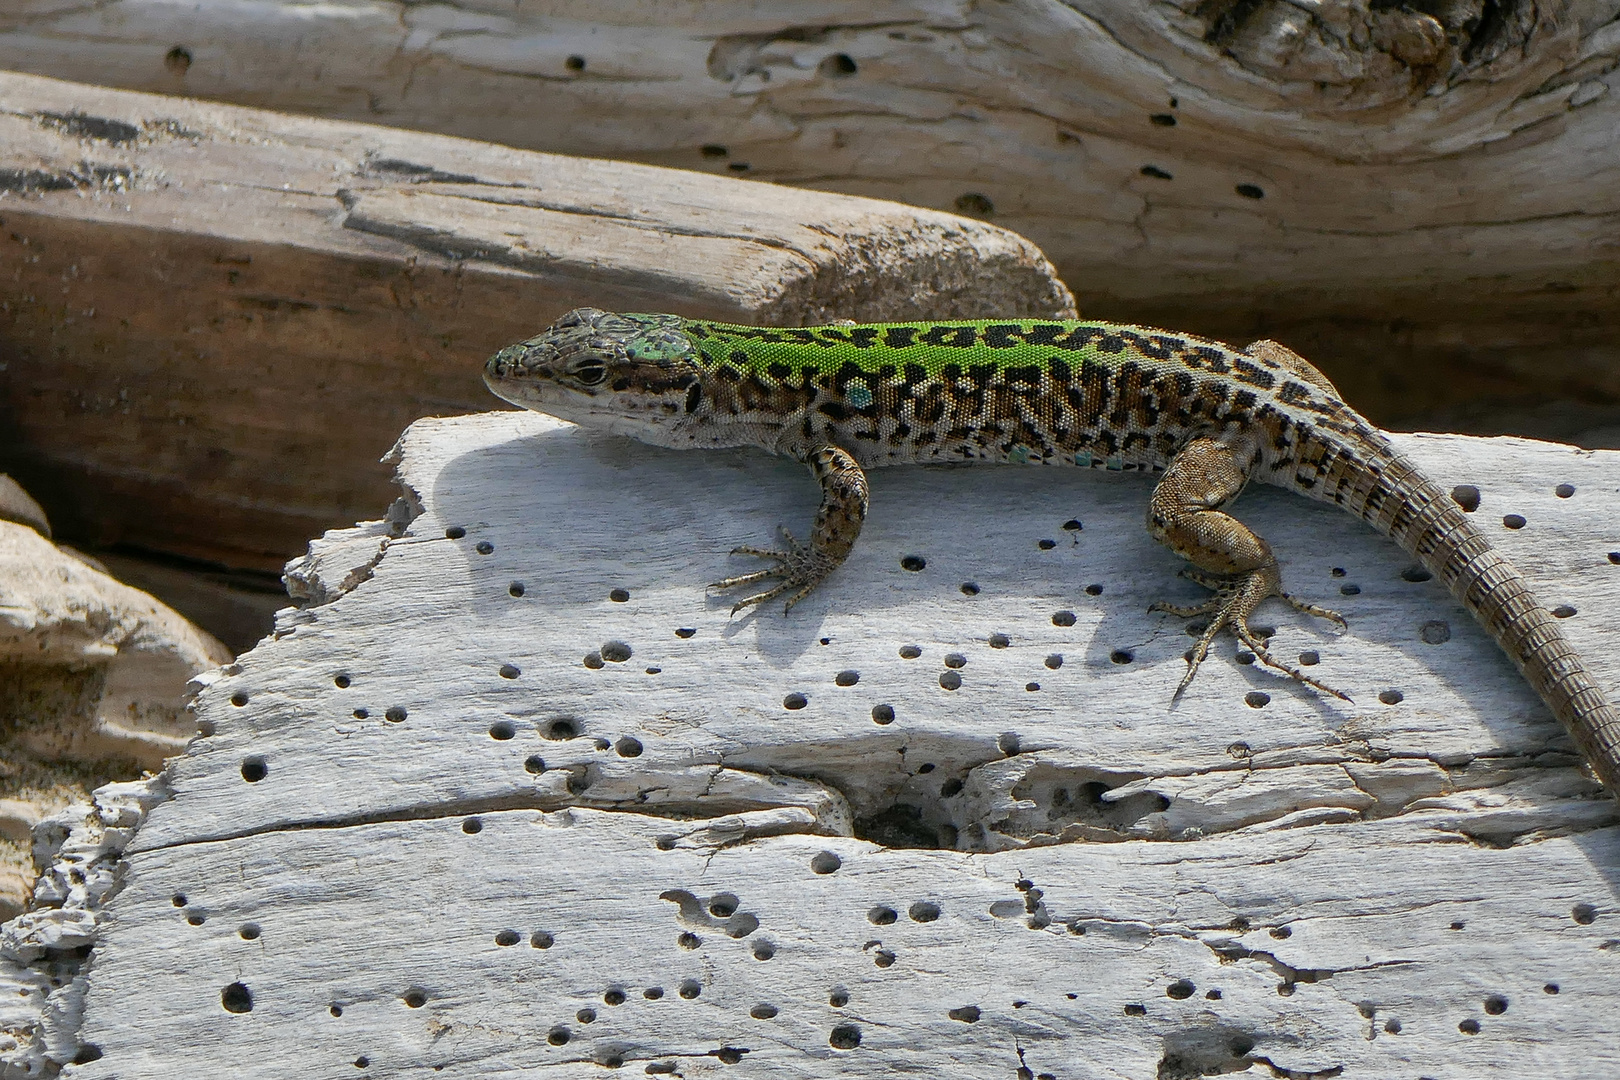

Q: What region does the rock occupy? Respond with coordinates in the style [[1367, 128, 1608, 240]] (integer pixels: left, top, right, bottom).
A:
[[0, 521, 232, 919], [0, 477, 48, 539], [0, 522, 232, 761]]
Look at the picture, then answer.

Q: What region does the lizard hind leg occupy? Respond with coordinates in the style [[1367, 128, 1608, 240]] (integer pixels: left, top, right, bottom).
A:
[[1147, 436, 1350, 701]]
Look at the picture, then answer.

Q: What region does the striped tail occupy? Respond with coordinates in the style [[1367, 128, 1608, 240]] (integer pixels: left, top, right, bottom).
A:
[[1351, 449, 1620, 793]]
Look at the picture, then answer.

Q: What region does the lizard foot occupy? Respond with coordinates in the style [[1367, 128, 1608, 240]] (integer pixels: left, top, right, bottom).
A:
[[1150, 566, 1350, 702], [711, 527, 836, 614]]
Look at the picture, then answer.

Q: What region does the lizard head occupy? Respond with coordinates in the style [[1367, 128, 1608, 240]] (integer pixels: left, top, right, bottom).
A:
[[484, 308, 704, 437]]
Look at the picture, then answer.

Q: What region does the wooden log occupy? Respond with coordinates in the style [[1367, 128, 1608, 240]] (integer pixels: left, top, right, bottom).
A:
[[5, 411, 1616, 1075], [0, 70, 1074, 573], [2, 2, 1618, 437]]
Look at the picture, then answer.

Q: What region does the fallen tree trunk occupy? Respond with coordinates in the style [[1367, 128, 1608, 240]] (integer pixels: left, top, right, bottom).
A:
[[0, 70, 1071, 573], [3, 1, 1618, 437]]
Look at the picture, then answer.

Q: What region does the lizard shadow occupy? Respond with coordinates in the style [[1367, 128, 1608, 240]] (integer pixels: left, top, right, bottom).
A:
[[707, 455, 1361, 698]]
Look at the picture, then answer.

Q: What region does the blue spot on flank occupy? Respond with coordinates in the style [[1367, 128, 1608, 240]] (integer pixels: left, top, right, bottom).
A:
[[1009, 445, 1031, 464], [1105, 455, 1124, 471], [847, 385, 874, 409], [1074, 452, 1093, 467]]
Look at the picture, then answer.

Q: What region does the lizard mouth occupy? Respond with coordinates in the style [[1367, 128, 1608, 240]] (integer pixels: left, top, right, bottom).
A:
[[485, 378, 587, 414]]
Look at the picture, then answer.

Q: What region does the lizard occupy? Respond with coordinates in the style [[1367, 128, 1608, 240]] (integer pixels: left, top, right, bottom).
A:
[[483, 307, 1620, 794]]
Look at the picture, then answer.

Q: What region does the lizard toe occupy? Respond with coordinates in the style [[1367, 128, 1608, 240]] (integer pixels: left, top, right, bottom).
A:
[[713, 529, 836, 615], [1282, 591, 1347, 630], [1165, 566, 1350, 701]]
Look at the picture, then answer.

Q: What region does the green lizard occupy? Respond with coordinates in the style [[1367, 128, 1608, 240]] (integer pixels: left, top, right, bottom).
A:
[[484, 308, 1620, 794]]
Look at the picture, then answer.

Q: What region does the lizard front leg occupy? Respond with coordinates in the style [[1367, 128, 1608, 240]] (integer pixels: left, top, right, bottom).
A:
[[1146, 434, 1348, 700], [712, 444, 869, 614]]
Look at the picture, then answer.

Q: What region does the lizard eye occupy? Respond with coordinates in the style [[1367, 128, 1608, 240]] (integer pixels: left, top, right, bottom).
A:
[[571, 361, 607, 385]]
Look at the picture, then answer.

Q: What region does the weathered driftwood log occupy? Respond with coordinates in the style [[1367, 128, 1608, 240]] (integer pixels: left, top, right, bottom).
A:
[[4, 412, 1615, 1076], [3, 2, 1618, 437], [0, 70, 1073, 575]]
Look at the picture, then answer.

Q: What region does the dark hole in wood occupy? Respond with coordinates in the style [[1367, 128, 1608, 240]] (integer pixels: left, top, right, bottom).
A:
[[954, 192, 994, 216], [222, 983, 253, 1013], [819, 53, 858, 76]]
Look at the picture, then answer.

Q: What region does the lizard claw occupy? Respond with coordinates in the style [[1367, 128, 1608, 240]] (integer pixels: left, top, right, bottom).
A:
[[711, 527, 835, 614], [1156, 566, 1351, 701]]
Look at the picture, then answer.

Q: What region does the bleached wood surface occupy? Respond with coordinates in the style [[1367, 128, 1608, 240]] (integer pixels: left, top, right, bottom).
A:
[[6, 2, 1620, 431], [21, 413, 1620, 1077]]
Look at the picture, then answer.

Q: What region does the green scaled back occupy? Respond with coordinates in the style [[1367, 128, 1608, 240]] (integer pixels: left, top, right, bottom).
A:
[[679, 318, 1237, 380]]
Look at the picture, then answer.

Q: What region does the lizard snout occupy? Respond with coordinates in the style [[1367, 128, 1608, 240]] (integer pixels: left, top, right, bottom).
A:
[[484, 341, 557, 385]]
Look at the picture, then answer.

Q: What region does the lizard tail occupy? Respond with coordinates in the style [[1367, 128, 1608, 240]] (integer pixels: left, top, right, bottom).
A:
[[1353, 450, 1620, 794]]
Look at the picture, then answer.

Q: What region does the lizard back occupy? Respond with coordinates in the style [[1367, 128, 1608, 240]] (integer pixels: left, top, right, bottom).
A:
[[682, 317, 1383, 491]]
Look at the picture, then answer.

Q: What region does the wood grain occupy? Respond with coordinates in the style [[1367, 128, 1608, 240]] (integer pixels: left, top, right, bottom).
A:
[[5, 2, 1619, 435], [6, 411, 1614, 1076]]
